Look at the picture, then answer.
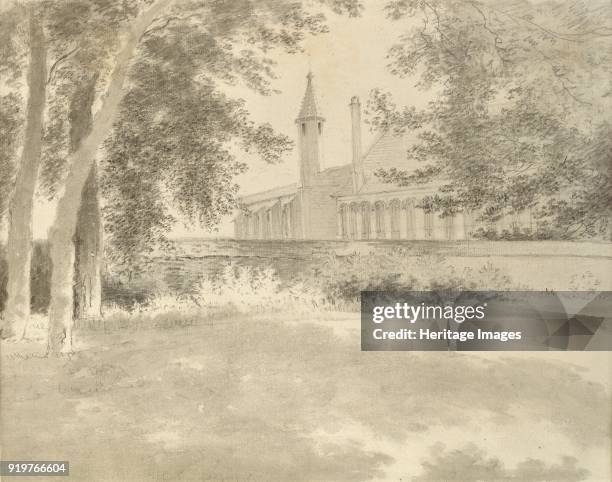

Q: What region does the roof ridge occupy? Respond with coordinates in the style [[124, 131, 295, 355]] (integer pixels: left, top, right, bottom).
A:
[[239, 182, 298, 203]]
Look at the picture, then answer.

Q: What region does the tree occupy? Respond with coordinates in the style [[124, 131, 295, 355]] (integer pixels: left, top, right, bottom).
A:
[[369, 0, 611, 238], [45, 0, 362, 354], [1, 0, 132, 338], [40, 1, 143, 323], [67, 74, 103, 321], [3, 5, 47, 339]]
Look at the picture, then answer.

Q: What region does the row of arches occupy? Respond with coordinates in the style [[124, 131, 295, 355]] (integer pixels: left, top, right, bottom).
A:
[[337, 199, 465, 241], [234, 198, 536, 241], [337, 199, 537, 241], [235, 201, 296, 240]]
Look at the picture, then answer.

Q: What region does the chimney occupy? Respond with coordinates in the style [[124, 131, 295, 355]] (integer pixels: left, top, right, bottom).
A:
[[350, 96, 364, 193]]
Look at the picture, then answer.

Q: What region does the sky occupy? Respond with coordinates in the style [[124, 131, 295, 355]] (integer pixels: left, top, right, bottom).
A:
[[28, 0, 425, 240]]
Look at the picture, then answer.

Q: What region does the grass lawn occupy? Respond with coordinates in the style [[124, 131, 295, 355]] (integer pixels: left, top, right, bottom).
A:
[[1, 312, 610, 481]]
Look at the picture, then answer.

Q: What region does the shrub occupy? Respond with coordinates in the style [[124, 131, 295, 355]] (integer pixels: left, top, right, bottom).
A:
[[88, 293, 232, 331], [195, 264, 331, 313], [472, 225, 555, 241], [303, 249, 520, 306], [88, 264, 335, 331], [0, 241, 51, 315], [15, 247, 522, 333], [102, 273, 169, 310]]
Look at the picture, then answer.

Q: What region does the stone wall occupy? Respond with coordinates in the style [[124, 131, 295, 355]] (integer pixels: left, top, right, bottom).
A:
[[148, 239, 612, 292], [3, 240, 609, 312]]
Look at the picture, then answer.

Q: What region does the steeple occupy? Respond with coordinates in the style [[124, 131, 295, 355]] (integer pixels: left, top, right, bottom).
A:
[[296, 72, 324, 121], [295, 72, 325, 188]]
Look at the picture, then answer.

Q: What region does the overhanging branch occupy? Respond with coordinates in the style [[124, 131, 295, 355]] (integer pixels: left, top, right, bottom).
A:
[[47, 46, 79, 84]]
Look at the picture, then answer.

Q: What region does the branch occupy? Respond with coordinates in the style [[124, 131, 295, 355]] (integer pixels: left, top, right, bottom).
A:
[[141, 12, 202, 39], [487, 4, 612, 43], [141, 16, 174, 38], [47, 46, 79, 84], [422, 1, 461, 62], [534, 48, 592, 106], [468, 1, 511, 66], [506, 162, 536, 175]]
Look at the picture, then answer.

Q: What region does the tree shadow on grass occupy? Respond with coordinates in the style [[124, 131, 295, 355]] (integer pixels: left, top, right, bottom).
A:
[[1, 316, 609, 480]]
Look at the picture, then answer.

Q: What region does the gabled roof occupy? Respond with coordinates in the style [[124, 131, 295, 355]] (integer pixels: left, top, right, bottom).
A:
[[358, 129, 427, 193], [334, 128, 439, 199], [296, 72, 324, 120]]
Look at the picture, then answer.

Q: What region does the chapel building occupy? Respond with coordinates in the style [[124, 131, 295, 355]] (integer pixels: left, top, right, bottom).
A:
[[233, 73, 533, 240]]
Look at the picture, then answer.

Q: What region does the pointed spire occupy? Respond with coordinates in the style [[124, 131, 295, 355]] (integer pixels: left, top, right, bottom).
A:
[[297, 71, 323, 120]]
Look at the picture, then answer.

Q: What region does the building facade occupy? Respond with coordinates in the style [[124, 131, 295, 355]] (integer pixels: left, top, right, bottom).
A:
[[233, 73, 533, 241]]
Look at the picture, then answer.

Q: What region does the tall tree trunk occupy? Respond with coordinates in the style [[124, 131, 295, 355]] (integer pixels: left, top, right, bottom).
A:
[[2, 10, 47, 340], [73, 164, 103, 321], [69, 74, 103, 322], [47, 0, 172, 354]]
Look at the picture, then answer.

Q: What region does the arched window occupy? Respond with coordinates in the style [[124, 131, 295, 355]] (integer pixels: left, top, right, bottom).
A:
[[265, 210, 272, 239], [463, 210, 477, 239], [252, 214, 260, 239], [340, 204, 349, 239], [360, 202, 371, 240], [375, 201, 386, 238], [390, 199, 401, 239], [424, 211, 434, 239], [242, 213, 251, 239], [405, 200, 415, 239], [281, 206, 289, 239], [349, 203, 359, 239], [444, 214, 455, 240]]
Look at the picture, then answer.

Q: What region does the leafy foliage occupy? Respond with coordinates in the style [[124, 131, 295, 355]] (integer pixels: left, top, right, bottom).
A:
[[369, 0, 612, 239], [0, 93, 23, 221], [302, 249, 518, 306], [0, 3, 26, 84], [39, 0, 144, 198], [101, 0, 361, 275], [0, 3, 26, 225]]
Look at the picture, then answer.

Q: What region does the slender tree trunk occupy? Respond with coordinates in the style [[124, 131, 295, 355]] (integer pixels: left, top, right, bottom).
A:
[[69, 74, 103, 322], [47, 0, 172, 354], [2, 10, 47, 340]]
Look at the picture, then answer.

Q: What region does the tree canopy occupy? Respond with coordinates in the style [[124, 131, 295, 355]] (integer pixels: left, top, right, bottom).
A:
[[369, 0, 612, 239]]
